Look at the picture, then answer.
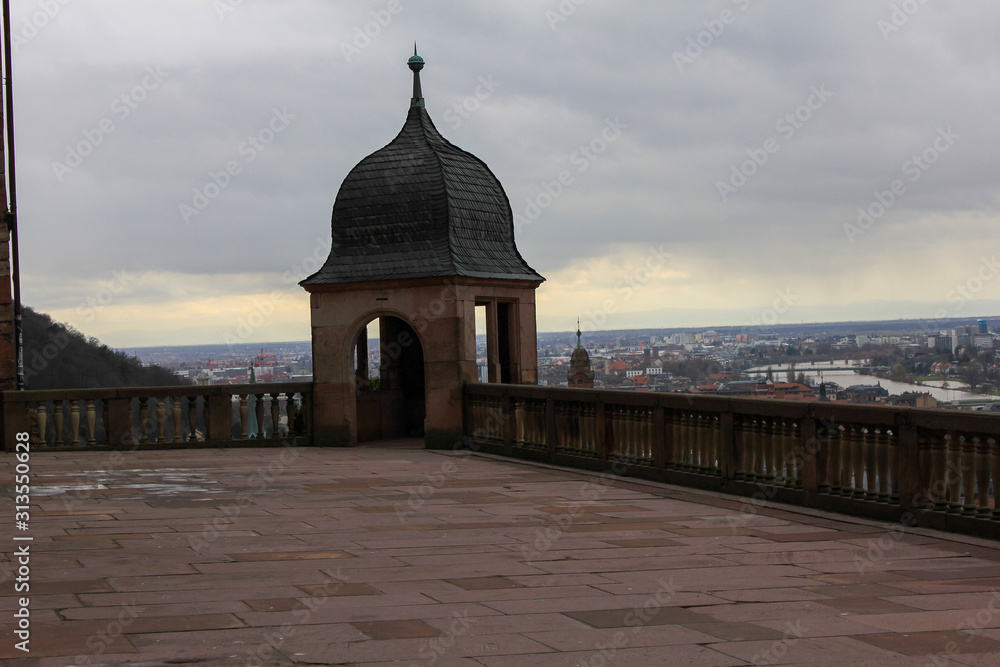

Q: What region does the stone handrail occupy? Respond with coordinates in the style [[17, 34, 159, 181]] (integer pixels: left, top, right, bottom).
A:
[[2, 383, 312, 451], [464, 383, 1000, 539]]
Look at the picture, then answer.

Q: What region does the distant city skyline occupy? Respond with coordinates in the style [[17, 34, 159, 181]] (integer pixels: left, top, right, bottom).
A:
[[12, 2, 1000, 347]]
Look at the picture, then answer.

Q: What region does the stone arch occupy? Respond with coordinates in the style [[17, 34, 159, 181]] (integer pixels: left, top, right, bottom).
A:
[[349, 310, 426, 442]]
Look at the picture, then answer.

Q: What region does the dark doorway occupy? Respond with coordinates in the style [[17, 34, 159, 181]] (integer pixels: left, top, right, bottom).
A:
[[355, 316, 425, 442]]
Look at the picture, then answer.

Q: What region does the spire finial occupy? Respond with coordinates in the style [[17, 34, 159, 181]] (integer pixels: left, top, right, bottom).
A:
[[576, 318, 582, 349], [407, 44, 425, 108]]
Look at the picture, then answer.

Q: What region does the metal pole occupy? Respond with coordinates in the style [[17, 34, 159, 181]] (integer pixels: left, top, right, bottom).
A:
[[2, 0, 22, 390]]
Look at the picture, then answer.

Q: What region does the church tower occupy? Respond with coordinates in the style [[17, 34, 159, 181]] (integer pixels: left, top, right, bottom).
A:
[[567, 320, 594, 388], [302, 49, 544, 447]]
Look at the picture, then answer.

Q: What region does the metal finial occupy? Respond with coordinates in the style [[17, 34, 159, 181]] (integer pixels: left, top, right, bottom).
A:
[[407, 45, 425, 108]]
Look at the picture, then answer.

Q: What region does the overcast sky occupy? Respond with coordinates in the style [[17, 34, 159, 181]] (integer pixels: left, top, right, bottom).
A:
[[8, 0, 1000, 347]]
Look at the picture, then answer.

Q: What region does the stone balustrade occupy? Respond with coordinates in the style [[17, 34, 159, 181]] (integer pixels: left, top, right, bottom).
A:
[[464, 383, 1000, 538], [2, 383, 312, 450]]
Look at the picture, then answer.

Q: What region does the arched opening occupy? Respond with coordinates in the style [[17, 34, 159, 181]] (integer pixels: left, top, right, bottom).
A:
[[353, 315, 425, 442]]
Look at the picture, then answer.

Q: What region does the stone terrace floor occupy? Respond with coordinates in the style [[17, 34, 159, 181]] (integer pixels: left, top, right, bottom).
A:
[[4, 442, 1000, 666]]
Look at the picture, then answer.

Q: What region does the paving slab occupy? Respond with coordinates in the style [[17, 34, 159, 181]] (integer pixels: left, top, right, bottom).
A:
[[4, 443, 1000, 665]]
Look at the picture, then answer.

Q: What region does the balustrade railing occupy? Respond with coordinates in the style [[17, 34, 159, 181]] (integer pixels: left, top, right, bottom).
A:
[[464, 383, 1000, 537], [3, 383, 312, 450]]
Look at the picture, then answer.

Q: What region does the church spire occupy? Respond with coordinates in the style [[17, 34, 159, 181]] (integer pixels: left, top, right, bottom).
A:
[[407, 44, 425, 108], [576, 318, 582, 349]]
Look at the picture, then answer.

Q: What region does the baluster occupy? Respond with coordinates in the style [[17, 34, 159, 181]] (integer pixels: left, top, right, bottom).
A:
[[734, 416, 748, 480], [946, 434, 962, 513], [615, 406, 625, 459], [777, 421, 791, 487], [269, 395, 279, 439], [239, 395, 249, 439], [851, 427, 866, 498], [775, 419, 790, 486], [70, 400, 81, 446], [527, 399, 537, 445], [875, 429, 890, 503], [788, 421, 801, 486], [689, 412, 701, 469], [845, 425, 860, 496], [761, 418, 776, 483], [153, 398, 165, 443], [189, 396, 199, 441], [556, 402, 567, 452], [569, 402, 578, 452], [815, 422, 832, 494], [298, 392, 309, 437], [702, 414, 712, 473], [573, 403, 583, 453], [525, 398, 533, 445], [861, 427, 876, 500], [790, 421, 803, 488], [644, 408, 654, 460], [172, 396, 183, 443], [961, 436, 977, 516], [469, 395, 478, 434], [747, 417, 761, 481], [642, 408, 656, 463], [285, 394, 298, 436], [859, 427, 874, 500], [689, 411, 699, 469], [138, 397, 149, 443], [540, 400, 548, 447], [772, 420, 787, 487], [672, 412, 684, 469], [625, 406, 639, 461], [756, 418, 771, 482], [840, 426, 855, 495], [86, 398, 97, 445], [887, 429, 899, 504], [825, 425, 841, 495], [607, 405, 619, 458], [509, 398, 518, 444], [534, 400, 542, 446], [990, 438, 1000, 521], [698, 413, 710, 471], [53, 400, 64, 447], [975, 437, 991, 518], [525, 399, 534, 445], [931, 432, 948, 511], [686, 413, 698, 469], [628, 407, 639, 460], [36, 402, 49, 447], [712, 415, 723, 474], [255, 393, 265, 439], [915, 431, 931, 508], [585, 404, 596, 455]]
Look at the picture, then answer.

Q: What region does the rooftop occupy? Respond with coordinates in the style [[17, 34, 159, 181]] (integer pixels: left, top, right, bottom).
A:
[[302, 51, 542, 286], [5, 444, 1000, 665]]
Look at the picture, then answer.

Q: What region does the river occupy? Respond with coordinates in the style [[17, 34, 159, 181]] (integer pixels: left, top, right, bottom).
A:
[[746, 359, 989, 403]]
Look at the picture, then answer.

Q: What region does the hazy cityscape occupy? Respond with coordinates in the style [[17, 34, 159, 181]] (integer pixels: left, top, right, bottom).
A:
[[127, 315, 1000, 410]]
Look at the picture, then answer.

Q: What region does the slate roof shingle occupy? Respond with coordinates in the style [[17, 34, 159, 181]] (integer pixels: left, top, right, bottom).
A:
[[301, 104, 543, 286]]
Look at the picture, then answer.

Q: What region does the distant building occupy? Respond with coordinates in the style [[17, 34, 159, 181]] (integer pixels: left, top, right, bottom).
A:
[[887, 392, 938, 409], [979, 319, 989, 334], [952, 325, 977, 353], [567, 323, 594, 389], [844, 383, 889, 403]]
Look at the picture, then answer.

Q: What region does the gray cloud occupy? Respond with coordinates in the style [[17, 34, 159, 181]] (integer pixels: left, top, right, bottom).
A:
[[10, 0, 1000, 344]]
